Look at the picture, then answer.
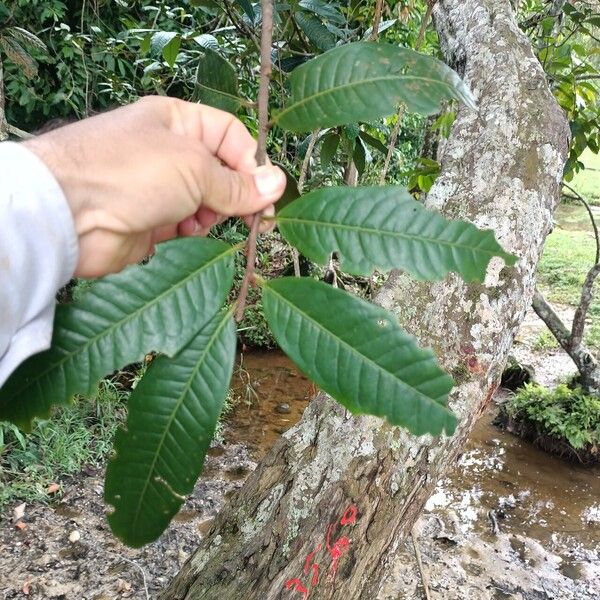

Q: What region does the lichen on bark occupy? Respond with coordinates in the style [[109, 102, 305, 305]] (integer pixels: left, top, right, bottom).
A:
[[162, 2, 569, 599]]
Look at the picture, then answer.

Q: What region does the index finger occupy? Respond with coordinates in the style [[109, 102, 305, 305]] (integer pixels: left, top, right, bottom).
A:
[[170, 100, 258, 172]]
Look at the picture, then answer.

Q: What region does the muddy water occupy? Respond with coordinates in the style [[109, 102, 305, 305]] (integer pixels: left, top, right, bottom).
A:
[[428, 403, 600, 559], [226, 352, 600, 563], [226, 351, 314, 460]]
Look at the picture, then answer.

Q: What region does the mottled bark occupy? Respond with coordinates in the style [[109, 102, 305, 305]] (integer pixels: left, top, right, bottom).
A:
[[162, 1, 569, 598]]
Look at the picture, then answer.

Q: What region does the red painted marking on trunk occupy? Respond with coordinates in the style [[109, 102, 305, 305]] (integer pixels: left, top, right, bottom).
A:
[[340, 505, 357, 525], [285, 579, 309, 600], [326, 523, 351, 575], [283, 505, 359, 596], [304, 544, 322, 574], [310, 563, 320, 586]]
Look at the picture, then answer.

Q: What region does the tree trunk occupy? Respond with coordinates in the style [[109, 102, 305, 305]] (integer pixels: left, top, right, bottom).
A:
[[532, 287, 600, 396], [162, 1, 569, 598]]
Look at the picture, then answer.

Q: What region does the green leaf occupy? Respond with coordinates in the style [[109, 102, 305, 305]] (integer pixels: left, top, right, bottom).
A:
[[262, 278, 456, 436], [193, 33, 219, 50], [162, 35, 181, 67], [151, 31, 177, 54], [105, 309, 236, 547], [0, 238, 236, 430], [0, 35, 37, 78], [235, 0, 255, 22], [320, 132, 340, 166], [276, 186, 516, 280], [363, 18, 397, 39], [274, 42, 476, 132], [194, 47, 241, 113], [5, 27, 47, 53], [353, 137, 367, 176], [359, 130, 388, 155], [298, 0, 345, 24], [294, 11, 337, 52], [273, 162, 300, 213]]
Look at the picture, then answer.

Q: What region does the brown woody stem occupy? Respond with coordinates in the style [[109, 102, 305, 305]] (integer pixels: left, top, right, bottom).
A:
[[235, 0, 274, 322]]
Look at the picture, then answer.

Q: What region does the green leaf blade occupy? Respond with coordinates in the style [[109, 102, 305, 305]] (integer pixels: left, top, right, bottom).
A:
[[294, 11, 336, 52], [274, 42, 476, 132], [277, 186, 516, 281], [262, 278, 456, 436], [105, 309, 236, 547], [0, 238, 235, 429], [194, 47, 241, 113]]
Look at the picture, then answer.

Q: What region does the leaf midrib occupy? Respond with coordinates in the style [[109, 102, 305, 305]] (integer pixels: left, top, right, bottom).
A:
[[129, 310, 233, 534], [274, 73, 458, 125], [8, 245, 236, 397], [277, 213, 506, 257], [265, 284, 453, 416]]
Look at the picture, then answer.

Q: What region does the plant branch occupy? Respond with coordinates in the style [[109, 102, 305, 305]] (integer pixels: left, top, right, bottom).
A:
[[379, 106, 404, 184], [221, 0, 260, 51], [291, 129, 320, 277], [532, 287, 600, 395], [236, 0, 273, 322], [415, 0, 436, 50], [298, 129, 319, 192], [571, 264, 600, 349], [563, 183, 599, 264], [7, 124, 33, 139], [371, 0, 384, 41], [564, 182, 600, 349], [531, 287, 572, 348], [379, 2, 431, 185]]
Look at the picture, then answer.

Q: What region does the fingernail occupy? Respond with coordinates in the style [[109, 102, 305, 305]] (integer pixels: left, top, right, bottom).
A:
[[254, 166, 284, 198]]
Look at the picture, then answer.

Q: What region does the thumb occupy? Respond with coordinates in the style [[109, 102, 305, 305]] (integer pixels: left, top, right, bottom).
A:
[[199, 156, 286, 217]]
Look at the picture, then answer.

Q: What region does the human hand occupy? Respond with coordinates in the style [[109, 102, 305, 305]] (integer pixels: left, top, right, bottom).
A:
[[23, 96, 286, 278]]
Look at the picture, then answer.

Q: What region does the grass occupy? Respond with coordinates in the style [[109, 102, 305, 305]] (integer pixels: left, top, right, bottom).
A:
[[533, 330, 560, 351], [536, 221, 600, 349], [570, 148, 600, 206], [0, 380, 128, 512]]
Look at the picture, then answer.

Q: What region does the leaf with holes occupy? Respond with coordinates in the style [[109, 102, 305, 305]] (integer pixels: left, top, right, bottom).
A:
[[273, 42, 476, 132], [0, 238, 236, 430], [105, 309, 236, 547], [262, 278, 456, 436], [276, 186, 516, 280], [194, 47, 241, 113]]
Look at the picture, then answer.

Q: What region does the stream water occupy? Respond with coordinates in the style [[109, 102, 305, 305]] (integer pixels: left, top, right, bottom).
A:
[[225, 351, 600, 580]]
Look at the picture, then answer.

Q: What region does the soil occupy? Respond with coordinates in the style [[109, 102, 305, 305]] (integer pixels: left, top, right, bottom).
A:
[[1, 306, 599, 599]]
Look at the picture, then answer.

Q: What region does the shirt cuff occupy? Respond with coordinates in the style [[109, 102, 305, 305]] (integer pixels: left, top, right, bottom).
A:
[[0, 141, 79, 387]]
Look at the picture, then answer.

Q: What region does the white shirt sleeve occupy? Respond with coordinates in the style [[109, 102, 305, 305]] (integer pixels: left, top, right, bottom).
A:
[[0, 141, 78, 387]]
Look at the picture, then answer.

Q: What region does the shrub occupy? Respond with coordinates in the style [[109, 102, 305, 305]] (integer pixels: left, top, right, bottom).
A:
[[503, 383, 600, 462]]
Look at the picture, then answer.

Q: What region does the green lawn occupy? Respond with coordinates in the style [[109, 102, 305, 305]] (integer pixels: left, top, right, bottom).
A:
[[536, 223, 600, 348], [570, 148, 600, 206]]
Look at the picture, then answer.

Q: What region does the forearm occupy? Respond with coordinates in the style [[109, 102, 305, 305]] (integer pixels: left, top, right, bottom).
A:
[[0, 142, 78, 386]]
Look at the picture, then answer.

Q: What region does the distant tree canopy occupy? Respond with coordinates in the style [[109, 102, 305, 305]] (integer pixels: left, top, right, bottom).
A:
[[1, 1, 598, 181]]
